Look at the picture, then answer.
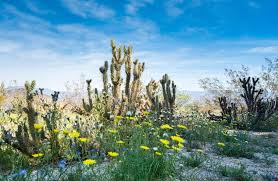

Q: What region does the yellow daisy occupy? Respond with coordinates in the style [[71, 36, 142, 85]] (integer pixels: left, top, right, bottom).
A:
[[34, 123, 43, 130], [171, 135, 185, 143], [140, 145, 150, 151], [160, 124, 173, 129], [108, 152, 119, 157], [83, 159, 97, 165]]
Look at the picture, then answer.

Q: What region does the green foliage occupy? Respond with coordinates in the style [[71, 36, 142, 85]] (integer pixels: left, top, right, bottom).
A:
[[218, 165, 252, 181], [181, 152, 206, 168], [215, 132, 254, 158], [0, 145, 29, 174]]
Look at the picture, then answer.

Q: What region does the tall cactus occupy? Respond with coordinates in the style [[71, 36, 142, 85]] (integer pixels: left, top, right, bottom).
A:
[[99, 61, 109, 94], [82, 79, 93, 113], [160, 74, 176, 113], [110, 40, 125, 99], [124, 46, 133, 101], [23, 80, 38, 142], [130, 60, 145, 104], [146, 80, 159, 108], [2, 80, 40, 156]]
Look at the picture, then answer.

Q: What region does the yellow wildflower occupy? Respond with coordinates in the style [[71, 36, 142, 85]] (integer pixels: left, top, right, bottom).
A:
[[144, 111, 150, 115], [172, 146, 181, 152], [160, 124, 173, 130], [83, 159, 96, 165], [32, 153, 44, 158], [155, 151, 162, 156], [171, 135, 185, 143], [108, 152, 119, 157], [115, 116, 123, 119], [126, 116, 136, 121], [63, 130, 69, 134], [116, 140, 125, 144], [69, 131, 80, 138], [140, 145, 150, 151], [79, 137, 89, 143], [34, 123, 43, 130], [53, 129, 60, 133], [178, 143, 184, 148], [217, 142, 225, 147], [177, 124, 188, 130], [108, 129, 118, 134], [160, 139, 170, 145]]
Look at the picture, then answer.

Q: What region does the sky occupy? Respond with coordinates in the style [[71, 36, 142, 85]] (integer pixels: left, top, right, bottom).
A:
[[0, 0, 278, 91]]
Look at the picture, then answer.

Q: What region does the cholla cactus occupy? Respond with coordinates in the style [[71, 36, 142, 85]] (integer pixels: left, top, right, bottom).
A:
[[160, 74, 176, 113], [146, 80, 159, 110], [124, 46, 132, 101], [82, 79, 93, 113], [110, 40, 125, 99], [99, 61, 109, 94], [130, 60, 145, 104], [43, 91, 61, 158], [23, 81, 38, 142], [2, 81, 40, 156]]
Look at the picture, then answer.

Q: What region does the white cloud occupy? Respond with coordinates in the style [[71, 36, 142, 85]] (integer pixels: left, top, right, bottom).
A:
[[23, 0, 56, 15], [61, 0, 115, 19], [246, 46, 278, 54], [165, 0, 184, 17], [125, 0, 154, 15]]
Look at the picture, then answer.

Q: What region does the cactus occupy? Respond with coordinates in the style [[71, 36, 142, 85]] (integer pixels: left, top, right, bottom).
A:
[[110, 40, 125, 99], [43, 91, 61, 158], [240, 77, 277, 129], [130, 60, 145, 104], [160, 74, 176, 113], [23, 81, 39, 143], [124, 46, 133, 101], [240, 77, 263, 113], [82, 79, 93, 113], [146, 80, 159, 110], [99, 61, 109, 94], [2, 81, 40, 156], [208, 96, 238, 124]]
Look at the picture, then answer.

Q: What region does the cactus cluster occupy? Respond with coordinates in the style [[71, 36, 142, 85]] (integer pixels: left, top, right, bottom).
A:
[[2, 81, 62, 157], [77, 40, 177, 117], [240, 77, 278, 129], [160, 74, 177, 113], [208, 77, 277, 130]]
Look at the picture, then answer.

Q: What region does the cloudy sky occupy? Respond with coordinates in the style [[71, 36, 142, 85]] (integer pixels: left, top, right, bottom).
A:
[[0, 0, 278, 91]]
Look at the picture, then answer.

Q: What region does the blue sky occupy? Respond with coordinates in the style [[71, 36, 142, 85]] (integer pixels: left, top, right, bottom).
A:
[[0, 0, 278, 91]]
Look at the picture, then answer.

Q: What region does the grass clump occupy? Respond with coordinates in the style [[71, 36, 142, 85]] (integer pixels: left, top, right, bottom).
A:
[[181, 152, 206, 168], [218, 165, 252, 181]]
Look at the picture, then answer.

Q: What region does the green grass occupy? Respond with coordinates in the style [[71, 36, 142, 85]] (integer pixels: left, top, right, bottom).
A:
[[218, 165, 252, 181], [181, 152, 206, 168]]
